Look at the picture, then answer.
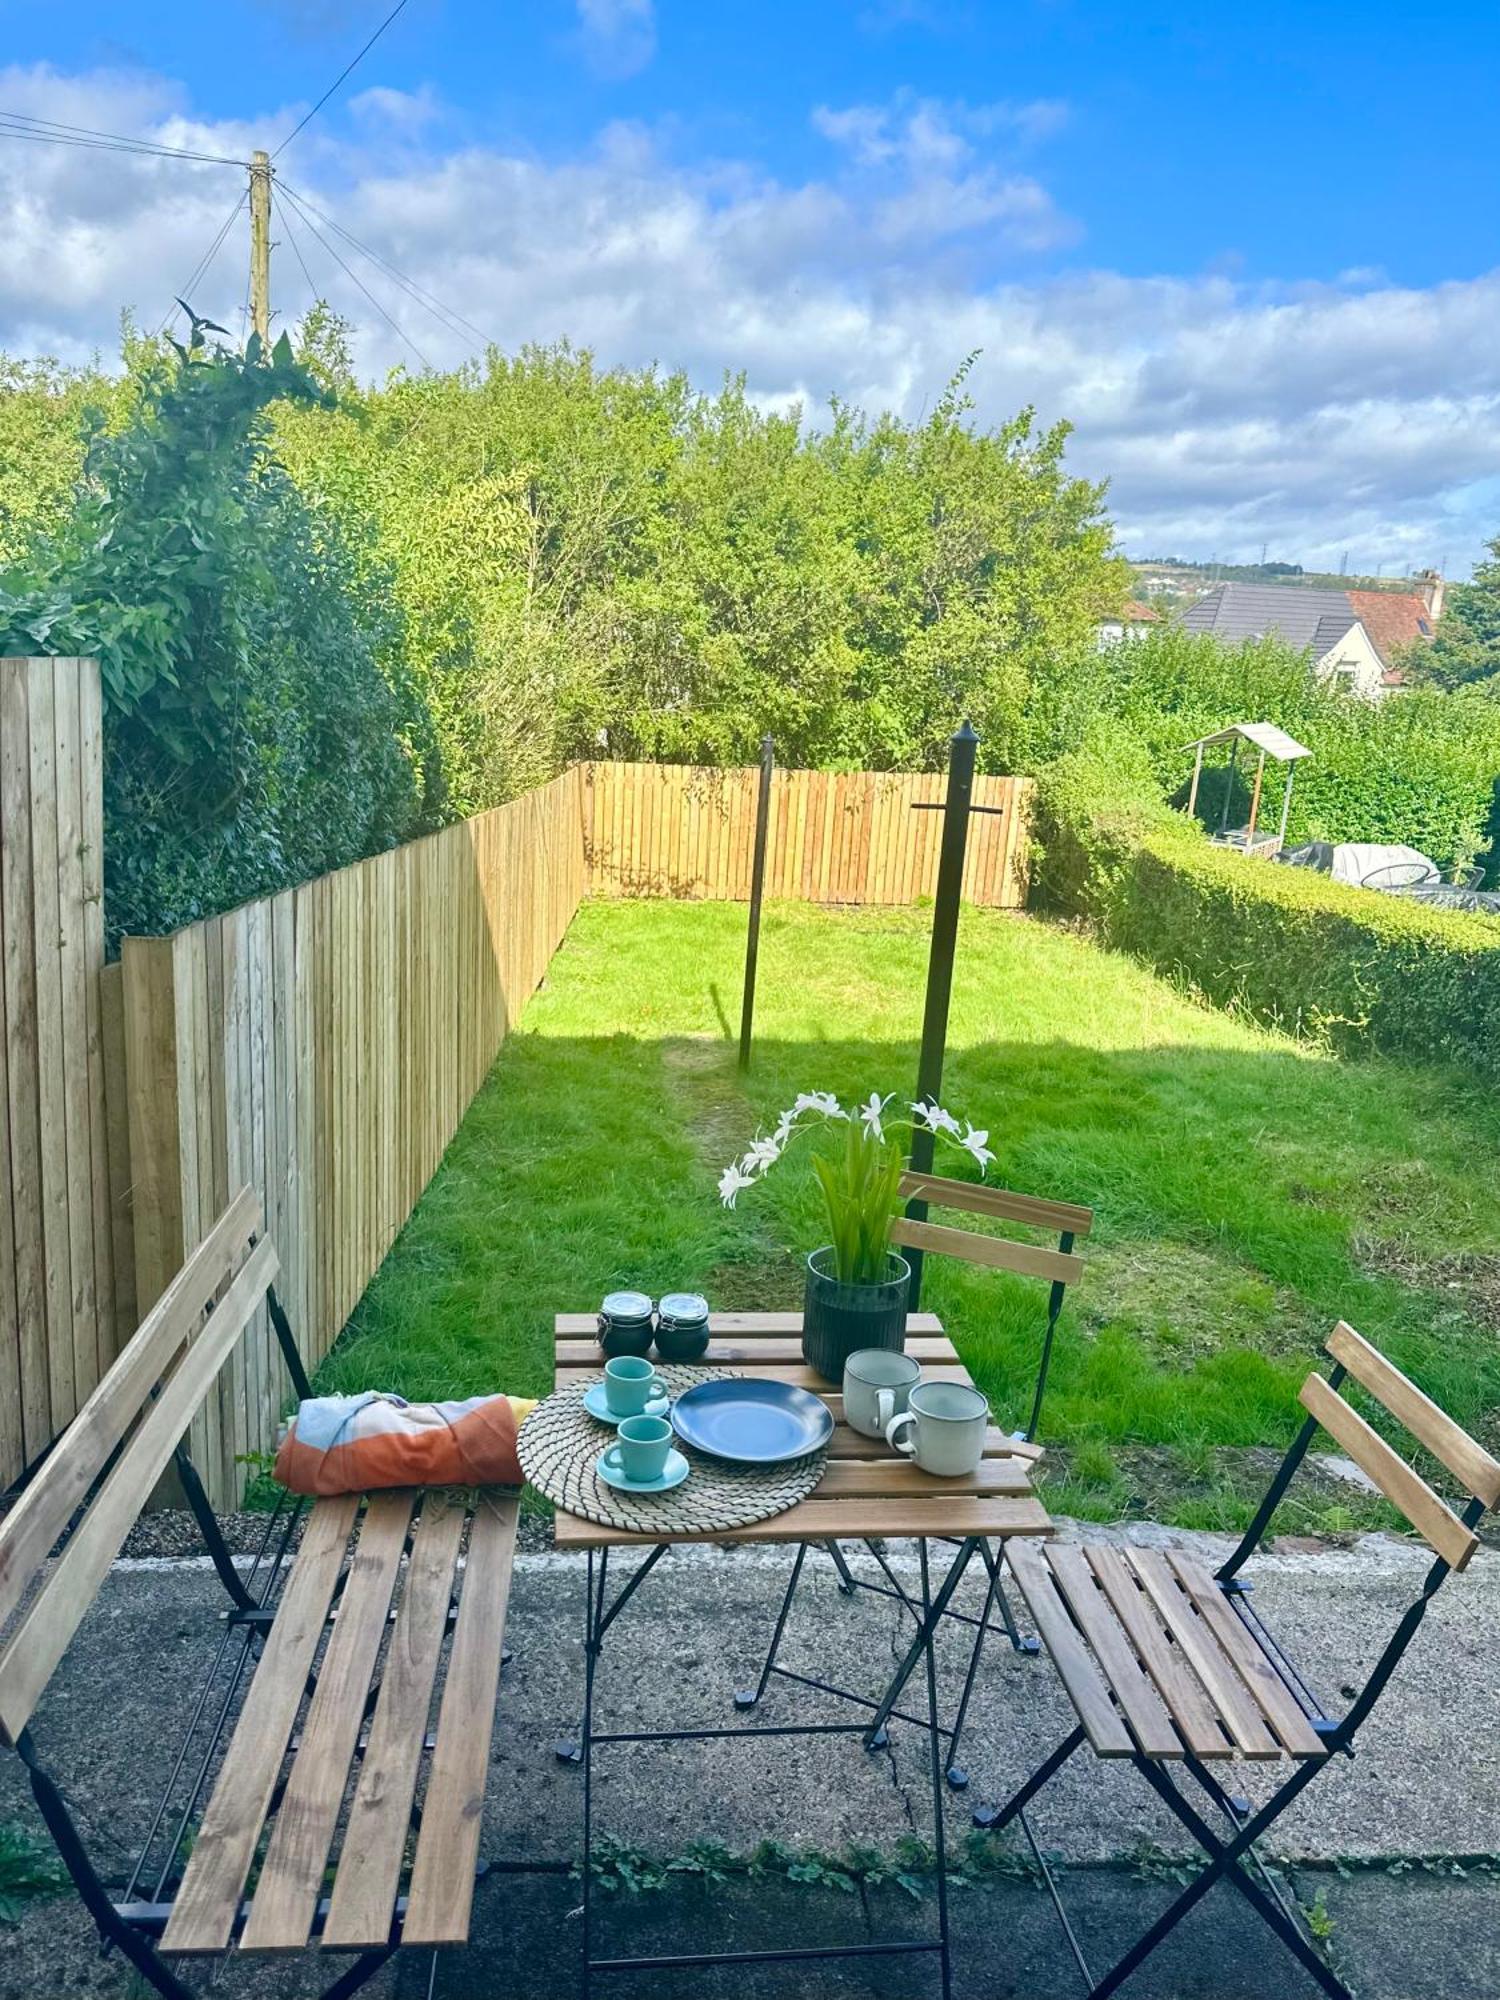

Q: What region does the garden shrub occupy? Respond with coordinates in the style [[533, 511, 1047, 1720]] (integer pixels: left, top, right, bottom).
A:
[[1117, 836, 1500, 1071], [0, 332, 440, 946], [1029, 722, 1181, 919], [1039, 745, 1500, 1075]]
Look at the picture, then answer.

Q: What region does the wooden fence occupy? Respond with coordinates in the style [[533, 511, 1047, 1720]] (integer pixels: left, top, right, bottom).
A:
[[0, 659, 133, 1493], [121, 769, 586, 1504], [1, 694, 1038, 1504], [582, 762, 1033, 907]]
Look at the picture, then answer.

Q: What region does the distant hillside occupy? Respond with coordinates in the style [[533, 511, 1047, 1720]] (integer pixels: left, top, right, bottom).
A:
[[1131, 557, 1422, 609]]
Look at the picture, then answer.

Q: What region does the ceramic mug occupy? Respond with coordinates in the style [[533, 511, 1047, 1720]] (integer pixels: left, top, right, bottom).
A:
[[604, 1353, 668, 1416], [605, 1414, 673, 1483], [843, 1348, 922, 1440], [886, 1381, 989, 1477]]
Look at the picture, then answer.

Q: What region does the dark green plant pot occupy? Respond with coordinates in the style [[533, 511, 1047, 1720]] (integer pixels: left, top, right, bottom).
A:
[[801, 1248, 911, 1384]]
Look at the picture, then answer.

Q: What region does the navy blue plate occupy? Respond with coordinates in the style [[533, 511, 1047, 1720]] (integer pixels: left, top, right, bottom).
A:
[[670, 1379, 833, 1465]]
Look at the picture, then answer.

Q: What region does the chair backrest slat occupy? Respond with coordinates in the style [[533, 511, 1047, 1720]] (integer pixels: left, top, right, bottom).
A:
[[1326, 1321, 1500, 1509], [1299, 1371, 1478, 1573], [889, 1215, 1084, 1287], [0, 1220, 277, 1746], [897, 1171, 1094, 1239], [0, 1187, 263, 1639]]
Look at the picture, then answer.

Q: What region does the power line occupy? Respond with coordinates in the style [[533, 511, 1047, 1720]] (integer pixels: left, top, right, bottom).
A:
[[277, 187, 322, 313], [276, 181, 431, 368], [278, 179, 497, 351], [0, 108, 244, 168], [275, 0, 415, 158], [159, 189, 248, 336]]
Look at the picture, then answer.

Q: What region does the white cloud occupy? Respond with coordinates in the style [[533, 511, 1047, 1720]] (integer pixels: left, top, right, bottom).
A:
[[0, 64, 1492, 575], [574, 0, 656, 80]]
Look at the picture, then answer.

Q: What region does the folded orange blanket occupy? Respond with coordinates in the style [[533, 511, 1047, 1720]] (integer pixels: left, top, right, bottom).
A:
[[274, 1390, 536, 1496]]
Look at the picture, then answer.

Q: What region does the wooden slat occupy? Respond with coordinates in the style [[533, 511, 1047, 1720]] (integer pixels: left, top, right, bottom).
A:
[[898, 1172, 1094, 1239], [163, 1496, 359, 1955], [1325, 1322, 1500, 1509], [552, 1494, 1053, 1549], [552, 1311, 947, 1338], [814, 1456, 1034, 1499], [1042, 1545, 1181, 1758], [1084, 1547, 1229, 1759], [0, 1188, 263, 1638], [556, 1357, 974, 1391], [888, 1217, 1084, 1287], [1166, 1557, 1324, 1759], [0, 1232, 279, 1745], [322, 1498, 467, 1949], [1300, 1372, 1478, 1571], [240, 1493, 416, 1951], [404, 1498, 519, 1946], [828, 1421, 1040, 1464], [1005, 1541, 1133, 1755], [1124, 1550, 1281, 1758], [553, 1336, 958, 1367]]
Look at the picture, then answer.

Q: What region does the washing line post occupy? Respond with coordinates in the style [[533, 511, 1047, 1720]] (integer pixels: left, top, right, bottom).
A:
[[738, 735, 774, 1072]]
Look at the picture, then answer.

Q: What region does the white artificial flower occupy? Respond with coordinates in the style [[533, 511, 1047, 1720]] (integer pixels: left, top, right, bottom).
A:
[[718, 1161, 757, 1207], [858, 1091, 892, 1138], [795, 1089, 844, 1119], [959, 1122, 995, 1170]]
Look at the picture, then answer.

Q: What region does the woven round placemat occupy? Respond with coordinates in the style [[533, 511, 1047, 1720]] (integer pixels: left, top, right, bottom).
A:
[[519, 1367, 828, 1534]]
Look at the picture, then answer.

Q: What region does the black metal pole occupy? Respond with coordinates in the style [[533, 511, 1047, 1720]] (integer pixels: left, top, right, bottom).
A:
[[905, 723, 978, 1308], [738, 733, 774, 1072]]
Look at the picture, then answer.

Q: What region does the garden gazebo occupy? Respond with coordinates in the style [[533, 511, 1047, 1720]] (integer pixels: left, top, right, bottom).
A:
[[1183, 720, 1311, 855]]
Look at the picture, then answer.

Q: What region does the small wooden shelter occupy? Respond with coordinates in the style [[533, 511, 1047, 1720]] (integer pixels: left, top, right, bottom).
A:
[[1183, 721, 1311, 855]]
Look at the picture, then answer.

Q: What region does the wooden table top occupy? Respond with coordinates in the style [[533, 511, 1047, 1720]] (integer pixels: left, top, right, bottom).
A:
[[550, 1311, 1054, 1551]]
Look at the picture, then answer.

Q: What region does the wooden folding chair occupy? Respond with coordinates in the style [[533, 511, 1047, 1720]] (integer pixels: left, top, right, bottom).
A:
[[971, 1320, 1498, 2000], [738, 1174, 1092, 1789]]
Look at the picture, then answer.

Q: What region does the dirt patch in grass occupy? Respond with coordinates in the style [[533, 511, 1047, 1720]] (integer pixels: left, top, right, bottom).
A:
[[661, 1034, 747, 1164], [1081, 1238, 1326, 1368], [1354, 1235, 1500, 1336]]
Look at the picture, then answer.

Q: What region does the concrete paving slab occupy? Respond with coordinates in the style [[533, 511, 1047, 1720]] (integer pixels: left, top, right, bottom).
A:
[[1, 1524, 1497, 1999]]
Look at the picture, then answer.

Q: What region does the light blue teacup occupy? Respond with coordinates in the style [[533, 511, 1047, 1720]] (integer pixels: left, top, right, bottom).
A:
[[605, 1414, 673, 1484], [604, 1353, 667, 1416]]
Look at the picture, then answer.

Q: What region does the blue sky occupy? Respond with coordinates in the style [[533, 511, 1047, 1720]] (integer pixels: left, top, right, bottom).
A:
[[1, 0, 1496, 572]]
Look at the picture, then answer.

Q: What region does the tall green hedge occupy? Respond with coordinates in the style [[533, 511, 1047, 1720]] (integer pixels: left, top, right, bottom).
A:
[[1034, 742, 1500, 1076]]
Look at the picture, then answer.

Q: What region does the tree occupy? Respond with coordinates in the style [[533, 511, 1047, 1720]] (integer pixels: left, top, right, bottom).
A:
[[1406, 536, 1500, 689], [0, 328, 437, 944]]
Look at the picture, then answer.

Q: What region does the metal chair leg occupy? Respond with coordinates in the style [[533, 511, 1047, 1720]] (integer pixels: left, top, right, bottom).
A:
[[735, 1542, 808, 1709]]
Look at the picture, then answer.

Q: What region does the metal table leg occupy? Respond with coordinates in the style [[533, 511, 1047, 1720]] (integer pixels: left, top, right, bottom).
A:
[[573, 1537, 954, 1994]]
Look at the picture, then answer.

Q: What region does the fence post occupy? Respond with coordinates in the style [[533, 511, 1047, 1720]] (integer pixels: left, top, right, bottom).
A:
[[121, 935, 190, 1319]]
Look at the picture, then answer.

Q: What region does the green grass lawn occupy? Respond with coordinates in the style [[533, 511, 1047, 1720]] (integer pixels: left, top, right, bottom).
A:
[[322, 899, 1500, 1531]]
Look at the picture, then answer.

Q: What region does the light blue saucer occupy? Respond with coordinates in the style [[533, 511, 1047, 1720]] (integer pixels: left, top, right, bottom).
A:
[[583, 1381, 670, 1427], [596, 1444, 690, 1495]]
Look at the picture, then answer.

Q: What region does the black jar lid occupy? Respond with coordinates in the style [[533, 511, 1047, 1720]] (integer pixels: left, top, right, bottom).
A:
[[600, 1289, 654, 1324], [657, 1291, 709, 1326]]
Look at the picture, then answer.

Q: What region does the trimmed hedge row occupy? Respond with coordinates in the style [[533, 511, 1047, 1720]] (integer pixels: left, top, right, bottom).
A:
[[1032, 740, 1500, 1075], [1117, 836, 1500, 1071]]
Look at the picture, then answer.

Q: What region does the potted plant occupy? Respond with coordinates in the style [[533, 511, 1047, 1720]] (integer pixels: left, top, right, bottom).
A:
[[719, 1091, 994, 1381]]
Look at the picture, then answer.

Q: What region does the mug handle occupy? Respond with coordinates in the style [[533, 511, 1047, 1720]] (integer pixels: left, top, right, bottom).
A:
[[875, 1386, 896, 1432], [647, 1375, 668, 1402], [602, 1444, 623, 1472], [886, 1409, 917, 1457]]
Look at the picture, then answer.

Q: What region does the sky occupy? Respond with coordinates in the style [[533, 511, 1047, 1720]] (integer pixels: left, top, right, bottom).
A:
[[1, 0, 1496, 576]]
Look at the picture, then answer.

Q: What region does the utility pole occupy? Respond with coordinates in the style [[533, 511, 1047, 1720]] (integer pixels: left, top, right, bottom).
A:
[[249, 150, 272, 349]]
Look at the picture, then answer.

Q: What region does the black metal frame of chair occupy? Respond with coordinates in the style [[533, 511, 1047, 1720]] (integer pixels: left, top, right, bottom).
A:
[[737, 1174, 1092, 1790], [967, 1319, 1497, 2000]]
